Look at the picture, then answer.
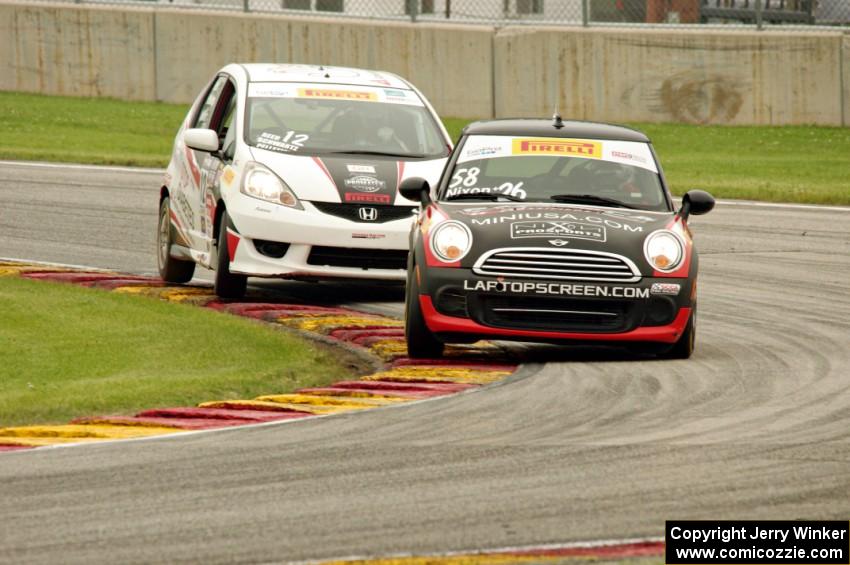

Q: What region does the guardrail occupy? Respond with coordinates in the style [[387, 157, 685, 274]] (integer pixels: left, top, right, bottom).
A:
[[39, 0, 850, 28]]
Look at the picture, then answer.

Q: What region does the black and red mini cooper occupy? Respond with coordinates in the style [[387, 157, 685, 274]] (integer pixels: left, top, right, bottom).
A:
[[399, 118, 715, 359]]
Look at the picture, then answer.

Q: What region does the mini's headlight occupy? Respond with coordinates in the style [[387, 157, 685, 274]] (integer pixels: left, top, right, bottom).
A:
[[644, 230, 684, 272], [430, 221, 473, 263], [240, 162, 302, 209]]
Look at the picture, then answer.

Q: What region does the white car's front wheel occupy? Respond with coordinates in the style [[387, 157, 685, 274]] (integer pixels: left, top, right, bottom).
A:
[[157, 197, 195, 284], [214, 210, 247, 300]]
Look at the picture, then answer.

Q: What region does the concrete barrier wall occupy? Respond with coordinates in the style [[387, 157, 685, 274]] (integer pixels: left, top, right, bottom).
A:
[[0, 3, 156, 100], [1, 2, 847, 125], [0, 2, 494, 118], [494, 26, 846, 125], [152, 11, 495, 117]]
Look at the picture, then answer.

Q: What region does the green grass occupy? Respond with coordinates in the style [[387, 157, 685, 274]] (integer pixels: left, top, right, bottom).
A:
[[0, 276, 353, 427], [443, 118, 850, 205], [637, 123, 850, 205], [0, 91, 188, 167], [1, 91, 848, 204]]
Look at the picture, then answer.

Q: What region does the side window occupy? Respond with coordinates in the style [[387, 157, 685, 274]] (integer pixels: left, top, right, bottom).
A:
[[220, 88, 238, 158], [194, 76, 229, 130]]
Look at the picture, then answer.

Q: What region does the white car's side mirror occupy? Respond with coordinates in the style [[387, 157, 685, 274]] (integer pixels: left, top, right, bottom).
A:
[[183, 128, 220, 152]]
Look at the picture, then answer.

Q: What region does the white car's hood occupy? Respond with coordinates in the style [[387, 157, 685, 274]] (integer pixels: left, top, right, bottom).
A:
[[251, 147, 447, 206]]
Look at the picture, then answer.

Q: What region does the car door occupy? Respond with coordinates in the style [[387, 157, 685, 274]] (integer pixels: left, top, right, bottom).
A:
[[191, 76, 237, 266]]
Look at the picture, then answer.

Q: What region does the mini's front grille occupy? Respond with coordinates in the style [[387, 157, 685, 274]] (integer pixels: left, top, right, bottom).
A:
[[477, 295, 634, 333], [307, 246, 408, 270], [473, 248, 640, 282], [311, 202, 417, 224]]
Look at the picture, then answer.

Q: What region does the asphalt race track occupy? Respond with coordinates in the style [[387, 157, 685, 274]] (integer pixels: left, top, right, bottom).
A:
[[1, 161, 849, 564]]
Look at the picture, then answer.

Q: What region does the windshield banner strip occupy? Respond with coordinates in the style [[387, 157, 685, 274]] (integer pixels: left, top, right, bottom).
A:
[[248, 82, 424, 107], [457, 135, 658, 173]]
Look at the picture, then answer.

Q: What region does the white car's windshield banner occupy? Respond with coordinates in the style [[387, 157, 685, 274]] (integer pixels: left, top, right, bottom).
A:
[[248, 82, 424, 107]]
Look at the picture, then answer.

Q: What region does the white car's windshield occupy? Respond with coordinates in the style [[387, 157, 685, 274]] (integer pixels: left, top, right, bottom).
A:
[[440, 135, 669, 212], [245, 82, 448, 159]]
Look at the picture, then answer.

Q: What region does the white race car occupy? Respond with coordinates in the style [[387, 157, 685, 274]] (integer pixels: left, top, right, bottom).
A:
[[158, 64, 452, 298]]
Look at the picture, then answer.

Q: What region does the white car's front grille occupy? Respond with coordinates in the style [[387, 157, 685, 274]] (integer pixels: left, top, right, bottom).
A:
[[472, 247, 641, 282]]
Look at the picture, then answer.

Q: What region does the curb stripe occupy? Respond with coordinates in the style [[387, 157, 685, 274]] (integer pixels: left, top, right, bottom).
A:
[[298, 539, 665, 565]]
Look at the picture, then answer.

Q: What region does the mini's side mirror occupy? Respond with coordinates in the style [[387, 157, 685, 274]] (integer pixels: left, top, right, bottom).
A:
[[183, 128, 220, 153], [679, 190, 715, 220], [399, 177, 432, 205]]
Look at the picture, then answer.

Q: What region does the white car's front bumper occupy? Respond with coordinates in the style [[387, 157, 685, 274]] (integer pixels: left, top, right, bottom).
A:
[[226, 198, 415, 280]]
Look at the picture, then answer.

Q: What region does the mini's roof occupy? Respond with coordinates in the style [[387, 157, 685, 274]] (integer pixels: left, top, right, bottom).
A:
[[462, 119, 650, 143], [241, 64, 411, 90]]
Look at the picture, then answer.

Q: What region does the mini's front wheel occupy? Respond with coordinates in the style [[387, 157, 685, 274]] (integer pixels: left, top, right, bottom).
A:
[[405, 264, 444, 359]]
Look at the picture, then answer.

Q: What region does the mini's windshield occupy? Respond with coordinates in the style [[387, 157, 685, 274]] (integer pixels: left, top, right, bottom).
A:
[[440, 135, 669, 212], [245, 82, 448, 159]]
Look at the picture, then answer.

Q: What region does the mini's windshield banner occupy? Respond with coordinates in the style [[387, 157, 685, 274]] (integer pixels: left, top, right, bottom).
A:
[[457, 135, 658, 172], [665, 520, 849, 564]]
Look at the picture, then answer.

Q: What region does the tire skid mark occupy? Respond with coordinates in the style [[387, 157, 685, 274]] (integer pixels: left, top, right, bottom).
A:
[[0, 261, 518, 451]]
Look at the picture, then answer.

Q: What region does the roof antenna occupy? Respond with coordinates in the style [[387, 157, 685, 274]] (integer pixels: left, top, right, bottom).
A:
[[552, 107, 564, 129]]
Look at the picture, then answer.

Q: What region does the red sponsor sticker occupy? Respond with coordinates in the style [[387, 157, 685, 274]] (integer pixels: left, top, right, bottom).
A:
[[345, 192, 391, 204]]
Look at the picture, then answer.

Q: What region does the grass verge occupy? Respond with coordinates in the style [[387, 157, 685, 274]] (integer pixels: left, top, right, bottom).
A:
[[1, 91, 848, 204], [0, 276, 355, 427]]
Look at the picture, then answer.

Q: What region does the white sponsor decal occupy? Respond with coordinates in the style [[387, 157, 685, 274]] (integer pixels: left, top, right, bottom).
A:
[[352, 233, 386, 239], [347, 164, 376, 174], [447, 167, 527, 199], [463, 280, 650, 298], [510, 221, 606, 243], [458, 205, 658, 223], [256, 131, 309, 153], [471, 212, 644, 233], [465, 146, 502, 158], [650, 282, 681, 295], [457, 137, 512, 163], [344, 175, 385, 192], [447, 183, 526, 200], [383, 88, 410, 102]]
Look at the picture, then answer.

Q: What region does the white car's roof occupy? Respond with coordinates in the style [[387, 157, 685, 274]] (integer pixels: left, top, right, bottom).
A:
[[240, 64, 412, 90]]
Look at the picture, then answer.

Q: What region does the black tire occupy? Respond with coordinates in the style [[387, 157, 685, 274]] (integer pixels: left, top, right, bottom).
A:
[[661, 308, 696, 359], [405, 263, 445, 359], [214, 211, 247, 300], [157, 197, 195, 284]]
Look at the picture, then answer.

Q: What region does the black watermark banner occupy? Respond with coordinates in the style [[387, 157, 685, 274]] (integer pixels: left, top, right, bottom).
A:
[[666, 521, 849, 564]]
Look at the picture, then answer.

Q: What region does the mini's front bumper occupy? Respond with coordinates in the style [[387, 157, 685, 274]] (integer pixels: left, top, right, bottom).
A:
[[418, 266, 695, 345]]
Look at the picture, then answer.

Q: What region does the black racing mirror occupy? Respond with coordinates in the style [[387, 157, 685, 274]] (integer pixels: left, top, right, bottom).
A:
[[399, 177, 432, 205], [679, 190, 715, 220]]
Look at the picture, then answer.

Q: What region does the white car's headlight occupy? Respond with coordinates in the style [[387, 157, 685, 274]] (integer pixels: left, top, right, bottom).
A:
[[240, 162, 302, 209], [644, 230, 684, 272], [430, 221, 473, 263]]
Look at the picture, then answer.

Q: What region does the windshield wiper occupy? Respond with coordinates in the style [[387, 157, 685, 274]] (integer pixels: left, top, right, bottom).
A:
[[549, 194, 638, 209], [331, 150, 426, 159], [444, 192, 525, 202]]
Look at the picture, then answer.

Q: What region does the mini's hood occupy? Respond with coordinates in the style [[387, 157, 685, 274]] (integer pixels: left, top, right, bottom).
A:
[[438, 202, 675, 274], [251, 147, 446, 206]]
